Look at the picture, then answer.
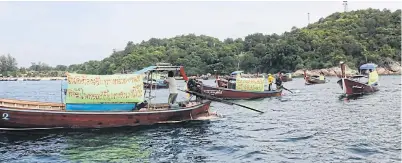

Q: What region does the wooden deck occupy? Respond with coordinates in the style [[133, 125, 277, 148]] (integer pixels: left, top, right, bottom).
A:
[[0, 98, 65, 110]]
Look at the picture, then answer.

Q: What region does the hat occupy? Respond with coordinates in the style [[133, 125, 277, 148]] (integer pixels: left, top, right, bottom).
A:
[[268, 74, 272, 76]]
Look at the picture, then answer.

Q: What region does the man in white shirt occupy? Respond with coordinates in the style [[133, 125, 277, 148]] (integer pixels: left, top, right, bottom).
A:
[[166, 71, 178, 106]]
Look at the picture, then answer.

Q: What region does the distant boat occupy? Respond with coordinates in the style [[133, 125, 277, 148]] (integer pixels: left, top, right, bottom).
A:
[[23, 78, 41, 81], [337, 62, 379, 96], [304, 70, 327, 85], [204, 71, 282, 100], [281, 73, 293, 82], [202, 84, 282, 100], [0, 78, 17, 81]]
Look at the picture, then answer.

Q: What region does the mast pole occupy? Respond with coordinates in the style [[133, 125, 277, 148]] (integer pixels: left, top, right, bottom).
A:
[[148, 71, 153, 109], [60, 80, 63, 103]]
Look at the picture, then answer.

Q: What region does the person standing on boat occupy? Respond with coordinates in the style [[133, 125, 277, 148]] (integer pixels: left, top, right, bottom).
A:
[[268, 74, 274, 91], [165, 71, 178, 106], [368, 69, 378, 86], [319, 72, 325, 81], [275, 75, 283, 90]]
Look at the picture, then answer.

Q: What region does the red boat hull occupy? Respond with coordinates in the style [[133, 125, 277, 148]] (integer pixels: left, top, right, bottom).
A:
[[0, 100, 211, 129], [202, 85, 282, 100], [337, 78, 379, 96]]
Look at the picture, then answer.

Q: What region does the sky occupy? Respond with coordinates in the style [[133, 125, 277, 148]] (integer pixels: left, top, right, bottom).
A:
[[0, 1, 400, 67]]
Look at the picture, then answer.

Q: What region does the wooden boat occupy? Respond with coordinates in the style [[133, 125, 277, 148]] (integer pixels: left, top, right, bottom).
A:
[[23, 78, 41, 81], [305, 77, 326, 85], [304, 70, 327, 85], [0, 65, 212, 129], [280, 73, 293, 82], [336, 62, 379, 96], [0, 78, 18, 81], [207, 71, 283, 100], [202, 85, 282, 100], [0, 98, 211, 129], [0, 99, 211, 129]]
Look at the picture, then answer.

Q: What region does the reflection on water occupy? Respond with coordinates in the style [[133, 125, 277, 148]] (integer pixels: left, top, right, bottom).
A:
[[1, 121, 214, 163], [61, 132, 150, 162]]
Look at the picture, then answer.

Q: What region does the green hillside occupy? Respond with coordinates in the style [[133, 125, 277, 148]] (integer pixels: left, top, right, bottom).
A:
[[65, 8, 401, 75]]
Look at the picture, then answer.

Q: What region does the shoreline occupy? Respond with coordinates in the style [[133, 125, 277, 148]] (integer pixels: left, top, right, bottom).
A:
[[292, 65, 402, 77]]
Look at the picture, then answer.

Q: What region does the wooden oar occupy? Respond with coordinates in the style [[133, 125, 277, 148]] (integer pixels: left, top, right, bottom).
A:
[[280, 86, 293, 93], [179, 89, 264, 114]]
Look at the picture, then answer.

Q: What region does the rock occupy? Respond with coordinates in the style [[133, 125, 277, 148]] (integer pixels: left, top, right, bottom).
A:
[[320, 69, 329, 75], [292, 61, 402, 76], [377, 67, 387, 74], [293, 70, 305, 76]]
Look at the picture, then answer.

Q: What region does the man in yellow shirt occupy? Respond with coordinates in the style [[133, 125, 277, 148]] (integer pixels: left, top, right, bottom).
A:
[[368, 69, 378, 86], [268, 74, 274, 91]]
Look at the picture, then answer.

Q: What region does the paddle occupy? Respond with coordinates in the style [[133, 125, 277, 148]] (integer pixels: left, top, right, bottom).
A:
[[179, 89, 264, 114], [280, 86, 293, 94]]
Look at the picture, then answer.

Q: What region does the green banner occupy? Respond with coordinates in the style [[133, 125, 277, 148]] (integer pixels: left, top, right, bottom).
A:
[[65, 73, 144, 103], [236, 77, 265, 92]]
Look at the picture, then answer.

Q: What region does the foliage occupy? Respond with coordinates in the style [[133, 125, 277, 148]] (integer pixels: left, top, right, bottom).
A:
[[0, 54, 18, 76]]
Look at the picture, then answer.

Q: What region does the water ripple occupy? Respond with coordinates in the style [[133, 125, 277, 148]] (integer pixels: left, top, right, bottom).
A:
[[0, 76, 400, 162]]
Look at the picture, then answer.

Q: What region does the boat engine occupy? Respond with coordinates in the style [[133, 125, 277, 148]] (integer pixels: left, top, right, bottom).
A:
[[187, 78, 202, 93], [187, 78, 205, 101]]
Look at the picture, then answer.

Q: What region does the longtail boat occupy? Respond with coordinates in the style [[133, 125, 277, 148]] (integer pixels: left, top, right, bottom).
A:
[[23, 78, 41, 81], [0, 78, 18, 81], [304, 70, 327, 85], [280, 73, 293, 82], [337, 62, 379, 97], [202, 85, 282, 100], [0, 65, 212, 130], [204, 74, 282, 100]]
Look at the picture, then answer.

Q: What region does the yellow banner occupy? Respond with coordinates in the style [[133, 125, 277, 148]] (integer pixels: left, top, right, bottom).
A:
[[65, 73, 144, 103], [236, 77, 265, 92], [151, 73, 161, 80]]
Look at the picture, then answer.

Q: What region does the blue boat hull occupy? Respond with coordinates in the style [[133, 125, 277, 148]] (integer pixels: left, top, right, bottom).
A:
[[66, 104, 136, 112]]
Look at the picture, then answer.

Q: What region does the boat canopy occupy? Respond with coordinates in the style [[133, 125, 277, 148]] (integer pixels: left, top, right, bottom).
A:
[[134, 66, 183, 74], [359, 63, 377, 70], [134, 65, 188, 81], [231, 71, 244, 75]]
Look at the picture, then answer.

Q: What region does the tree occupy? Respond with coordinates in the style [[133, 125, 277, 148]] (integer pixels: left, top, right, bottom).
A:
[[54, 65, 68, 71], [0, 54, 18, 76]]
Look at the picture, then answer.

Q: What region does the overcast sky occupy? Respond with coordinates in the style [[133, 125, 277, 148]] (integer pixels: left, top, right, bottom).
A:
[[0, 1, 400, 67]]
